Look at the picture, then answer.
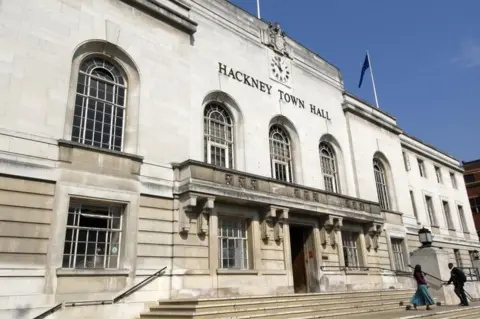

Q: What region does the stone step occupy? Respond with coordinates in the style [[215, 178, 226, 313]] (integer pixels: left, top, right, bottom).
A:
[[157, 289, 415, 307], [395, 305, 480, 319], [149, 293, 413, 314], [141, 300, 409, 319]]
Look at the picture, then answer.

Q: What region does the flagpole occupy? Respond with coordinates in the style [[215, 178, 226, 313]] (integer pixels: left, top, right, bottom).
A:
[[366, 50, 380, 109], [256, 0, 261, 19]]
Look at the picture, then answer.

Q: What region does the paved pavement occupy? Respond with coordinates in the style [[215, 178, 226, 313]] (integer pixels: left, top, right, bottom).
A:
[[343, 301, 480, 319]]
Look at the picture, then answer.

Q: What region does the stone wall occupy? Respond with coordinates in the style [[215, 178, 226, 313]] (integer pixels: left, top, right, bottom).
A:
[[0, 176, 54, 296]]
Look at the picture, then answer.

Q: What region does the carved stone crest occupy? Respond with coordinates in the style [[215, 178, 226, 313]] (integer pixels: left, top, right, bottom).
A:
[[262, 22, 291, 57]]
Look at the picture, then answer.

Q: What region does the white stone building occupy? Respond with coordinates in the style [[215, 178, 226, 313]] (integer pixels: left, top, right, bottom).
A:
[[0, 0, 478, 317]]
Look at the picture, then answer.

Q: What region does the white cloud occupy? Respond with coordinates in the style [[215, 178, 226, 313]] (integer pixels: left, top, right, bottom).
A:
[[453, 38, 480, 68]]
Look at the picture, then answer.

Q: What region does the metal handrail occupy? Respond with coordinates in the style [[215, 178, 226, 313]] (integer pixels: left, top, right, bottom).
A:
[[319, 265, 412, 276], [407, 264, 446, 283], [33, 267, 166, 319]]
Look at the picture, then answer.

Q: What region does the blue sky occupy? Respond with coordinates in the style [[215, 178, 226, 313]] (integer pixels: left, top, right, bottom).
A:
[[230, 0, 480, 162]]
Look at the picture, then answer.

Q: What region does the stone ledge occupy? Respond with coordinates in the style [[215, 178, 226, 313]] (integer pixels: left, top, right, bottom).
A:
[[0, 268, 46, 277], [58, 139, 143, 163], [121, 0, 197, 35], [216, 269, 259, 276], [56, 269, 130, 277]]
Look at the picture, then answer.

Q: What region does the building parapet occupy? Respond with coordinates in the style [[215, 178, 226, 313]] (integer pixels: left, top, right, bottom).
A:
[[172, 160, 384, 223], [399, 134, 462, 172]]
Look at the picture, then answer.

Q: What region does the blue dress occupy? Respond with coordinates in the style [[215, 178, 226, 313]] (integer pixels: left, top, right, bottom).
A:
[[411, 272, 435, 306]]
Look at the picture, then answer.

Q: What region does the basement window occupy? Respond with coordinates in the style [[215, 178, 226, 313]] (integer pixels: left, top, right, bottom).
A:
[[62, 201, 123, 269]]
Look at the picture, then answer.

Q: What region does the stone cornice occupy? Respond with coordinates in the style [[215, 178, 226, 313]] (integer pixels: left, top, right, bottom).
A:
[[172, 160, 384, 223], [120, 0, 198, 35], [190, 0, 342, 84], [399, 135, 463, 173], [342, 99, 403, 135]]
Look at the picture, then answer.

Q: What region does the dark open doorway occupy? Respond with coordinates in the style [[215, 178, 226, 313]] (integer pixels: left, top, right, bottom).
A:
[[290, 225, 313, 293]]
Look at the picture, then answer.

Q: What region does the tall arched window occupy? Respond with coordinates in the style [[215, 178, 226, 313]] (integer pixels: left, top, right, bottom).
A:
[[204, 102, 234, 168], [72, 57, 127, 151], [373, 158, 390, 210], [320, 142, 339, 193], [269, 125, 293, 182]]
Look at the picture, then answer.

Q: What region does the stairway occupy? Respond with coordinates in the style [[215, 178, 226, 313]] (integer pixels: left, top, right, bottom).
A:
[[138, 288, 417, 319]]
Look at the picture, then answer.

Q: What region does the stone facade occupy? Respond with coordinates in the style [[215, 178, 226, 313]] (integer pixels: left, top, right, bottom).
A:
[[0, 0, 479, 318]]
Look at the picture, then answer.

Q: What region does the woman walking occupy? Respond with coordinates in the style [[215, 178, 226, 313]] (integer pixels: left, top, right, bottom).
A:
[[410, 264, 435, 310]]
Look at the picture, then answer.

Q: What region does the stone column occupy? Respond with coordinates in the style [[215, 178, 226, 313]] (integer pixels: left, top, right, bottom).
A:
[[384, 230, 396, 270], [251, 212, 263, 270], [279, 209, 293, 288], [209, 208, 219, 289], [358, 232, 369, 268]]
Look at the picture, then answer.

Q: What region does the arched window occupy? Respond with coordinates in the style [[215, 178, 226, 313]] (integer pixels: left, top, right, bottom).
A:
[[204, 102, 234, 168], [373, 158, 390, 210], [269, 125, 293, 182], [320, 142, 339, 193], [71, 57, 127, 151]]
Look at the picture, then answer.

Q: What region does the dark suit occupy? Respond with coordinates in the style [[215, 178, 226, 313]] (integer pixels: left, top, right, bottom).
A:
[[448, 267, 468, 306]]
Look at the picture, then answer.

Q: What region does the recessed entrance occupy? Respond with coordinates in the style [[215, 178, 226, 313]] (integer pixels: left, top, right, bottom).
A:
[[289, 225, 314, 293]]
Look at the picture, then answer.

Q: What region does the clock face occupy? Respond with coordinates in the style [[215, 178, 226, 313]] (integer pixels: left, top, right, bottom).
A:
[[271, 56, 290, 83]]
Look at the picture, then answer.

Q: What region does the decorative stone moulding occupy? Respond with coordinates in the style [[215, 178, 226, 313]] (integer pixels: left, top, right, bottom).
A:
[[261, 206, 288, 242], [365, 222, 383, 250], [178, 194, 215, 235], [261, 22, 292, 58], [320, 215, 343, 246], [197, 197, 214, 235]]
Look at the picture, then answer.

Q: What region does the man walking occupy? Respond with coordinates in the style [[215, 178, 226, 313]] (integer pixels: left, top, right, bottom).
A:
[[446, 263, 469, 306]]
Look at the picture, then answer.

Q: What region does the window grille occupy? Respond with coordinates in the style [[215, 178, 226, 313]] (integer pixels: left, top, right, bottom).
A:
[[342, 231, 360, 269], [402, 152, 410, 171], [435, 166, 443, 184], [373, 159, 390, 210], [450, 172, 457, 189], [320, 142, 339, 193], [72, 57, 126, 151], [269, 125, 293, 182], [454, 249, 463, 267], [442, 201, 454, 229], [204, 103, 234, 168], [391, 238, 406, 271], [409, 190, 418, 220], [62, 202, 123, 269], [425, 196, 436, 225], [218, 218, 248, 270], [458, 205, 468, 232], [418, 159, 426, 178]]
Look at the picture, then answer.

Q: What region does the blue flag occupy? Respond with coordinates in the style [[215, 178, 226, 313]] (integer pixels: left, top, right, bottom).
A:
[[358, 53, 370, 88]]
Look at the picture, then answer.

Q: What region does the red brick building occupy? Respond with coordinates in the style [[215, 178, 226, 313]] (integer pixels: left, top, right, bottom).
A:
[[464, 159, 480, 238]]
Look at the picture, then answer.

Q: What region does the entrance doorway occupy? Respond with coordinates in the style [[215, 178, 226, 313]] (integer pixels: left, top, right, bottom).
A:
[[289, 225, 314, 293]]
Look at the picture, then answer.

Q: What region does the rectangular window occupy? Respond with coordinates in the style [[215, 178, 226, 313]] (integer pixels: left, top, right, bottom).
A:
[[454, 249, 463, 267], [418, 159, 426, 178], [342, 231, 360, 269], [469, 251, 476, 266], [435, 166, 443, 184], [391, 238, 406, 271], [458, 205, 468, 232], [464, 174, 475, 184], [450, 172, 457, 189], [402, 151, 411, 171], [410, 190, 418, 220], [218, 218, 248, 270], [442, 200, 454, 229], [207, 142, 229, 168], [470, 197, 480, 214], [62, 201, 123, 269], [273, 160, 290, 182], [425, 196, 436, 225]]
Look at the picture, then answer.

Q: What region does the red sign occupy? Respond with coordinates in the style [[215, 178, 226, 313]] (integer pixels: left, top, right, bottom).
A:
[[308, 251, 313, 258]]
